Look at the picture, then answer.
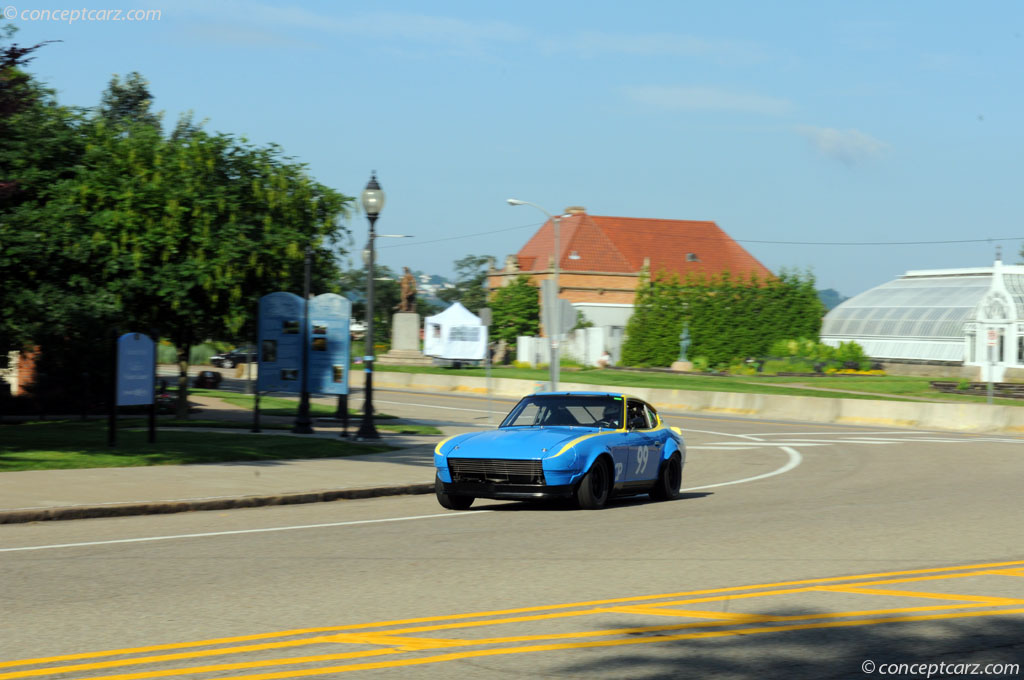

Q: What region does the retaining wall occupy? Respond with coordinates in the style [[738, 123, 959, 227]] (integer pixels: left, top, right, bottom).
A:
[[349, 370, 1024, 435]]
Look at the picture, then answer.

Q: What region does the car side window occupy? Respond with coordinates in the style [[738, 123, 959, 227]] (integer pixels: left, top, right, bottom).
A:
[[644, 403, 659, 428], [626, 400, 650, 430]]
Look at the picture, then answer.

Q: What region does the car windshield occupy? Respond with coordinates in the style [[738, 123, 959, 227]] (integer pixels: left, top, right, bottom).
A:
[[500, 395, 623, 429]]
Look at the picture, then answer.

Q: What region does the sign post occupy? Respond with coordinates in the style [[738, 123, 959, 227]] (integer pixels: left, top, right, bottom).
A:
[[479, 307, 493, 425]]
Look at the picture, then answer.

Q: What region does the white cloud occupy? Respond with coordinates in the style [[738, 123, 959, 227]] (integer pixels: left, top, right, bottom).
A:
[[797, 126, 887, 165], [625, 86, 794, 116], [175, 1, 526, 52], [549, 31, 768, 64]]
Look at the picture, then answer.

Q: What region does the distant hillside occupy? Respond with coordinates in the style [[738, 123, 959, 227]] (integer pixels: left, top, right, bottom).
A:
[[817, 288, 848, 311]]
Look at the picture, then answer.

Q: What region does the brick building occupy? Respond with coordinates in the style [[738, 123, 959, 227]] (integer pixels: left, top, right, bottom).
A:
[[486, 207, 772, 334]]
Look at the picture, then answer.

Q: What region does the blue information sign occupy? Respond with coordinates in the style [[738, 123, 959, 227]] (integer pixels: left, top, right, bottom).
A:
[[257, 292, 351, 395], [116, 333, 155, 406], [307, 293, 351, 395], [257, 292, 304, 393]]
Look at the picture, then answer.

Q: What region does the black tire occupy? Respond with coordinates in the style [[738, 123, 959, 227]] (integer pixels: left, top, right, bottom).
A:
[[435, 475, 474, 510], [223, 359, 236, 369], [650, 453, 682, 501], [575, 458, 612, 510]]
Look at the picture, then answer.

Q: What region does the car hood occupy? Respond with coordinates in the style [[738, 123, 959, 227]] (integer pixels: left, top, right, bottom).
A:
[[445, 427, 595, 460]]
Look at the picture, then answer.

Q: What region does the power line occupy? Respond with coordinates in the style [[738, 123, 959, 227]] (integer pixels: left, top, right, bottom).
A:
[[735, 236, 1024, 246], [376, 219, 1024, 250], [377, 221, 542, 249]]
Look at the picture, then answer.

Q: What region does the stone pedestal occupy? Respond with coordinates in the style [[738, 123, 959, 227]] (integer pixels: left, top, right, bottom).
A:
[[380, 312, 433, 366], [670, 360, 694, 372]]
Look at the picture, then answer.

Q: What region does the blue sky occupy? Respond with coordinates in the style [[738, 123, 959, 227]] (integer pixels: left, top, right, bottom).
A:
[[8, 1, 1024, 297]]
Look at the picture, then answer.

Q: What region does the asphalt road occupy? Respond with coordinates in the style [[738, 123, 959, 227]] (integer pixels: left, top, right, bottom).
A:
[[2, 389, 1023, 679]]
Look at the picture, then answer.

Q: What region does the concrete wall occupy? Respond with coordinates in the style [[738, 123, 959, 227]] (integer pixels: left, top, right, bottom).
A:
[[878, 361, 980, 379], [516, 328, 624, 367], [351, 370, 1024, 435]]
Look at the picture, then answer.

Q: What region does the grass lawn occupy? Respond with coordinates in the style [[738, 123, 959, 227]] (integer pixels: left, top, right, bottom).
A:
[[0, 419, 397, 472], [187, 390, 440, 435], [190, 389, 393, 418], [372, 364, 1024, 407]]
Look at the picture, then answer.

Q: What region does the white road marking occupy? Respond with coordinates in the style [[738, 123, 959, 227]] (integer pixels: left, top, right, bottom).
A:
[[0, 511, 487, 553], [691, 443, 830, 450], [682, 447, 804, 491], [374, 399, 493, 414], [682, 428, 767, 442]]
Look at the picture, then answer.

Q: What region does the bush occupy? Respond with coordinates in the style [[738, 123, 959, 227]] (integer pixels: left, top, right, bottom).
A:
[[834, 341, 868, 364], [726, 361, 758, 376], [690, 356, 710, 372], [761, 359, 817, 374]]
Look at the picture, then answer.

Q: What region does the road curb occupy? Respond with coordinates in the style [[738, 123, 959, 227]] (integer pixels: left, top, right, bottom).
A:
[[0, 483, 435, 525]]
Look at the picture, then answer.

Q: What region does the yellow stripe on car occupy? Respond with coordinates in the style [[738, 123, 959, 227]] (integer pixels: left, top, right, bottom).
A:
[[434, 435, 459, 455], [550, 430, 622, 459]]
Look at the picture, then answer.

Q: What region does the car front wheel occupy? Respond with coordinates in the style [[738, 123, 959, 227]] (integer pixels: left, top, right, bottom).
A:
[[650, 453, 682, 501], [223, 359, 235, 369], [575, 458, 611, 509], [435, 475, 474, 510]]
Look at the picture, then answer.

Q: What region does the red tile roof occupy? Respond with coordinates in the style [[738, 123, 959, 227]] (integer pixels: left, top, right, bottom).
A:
[[515, 212, 773, 279]]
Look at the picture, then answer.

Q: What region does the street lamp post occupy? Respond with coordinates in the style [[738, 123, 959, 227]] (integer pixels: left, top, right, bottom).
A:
[[356, 173, 385, 440], [507, 198, 561, 391], [292, 246, 314, 434]]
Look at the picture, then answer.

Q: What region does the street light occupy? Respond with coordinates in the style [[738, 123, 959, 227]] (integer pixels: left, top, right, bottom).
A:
[[507, 198, 562, 391], [356, 172, 385, 440]]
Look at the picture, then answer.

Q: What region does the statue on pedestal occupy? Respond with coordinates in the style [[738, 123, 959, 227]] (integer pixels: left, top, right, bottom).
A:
[[678, 324, 691, 362], [397, 267, 417, 313], [670, 323, 694, 372]]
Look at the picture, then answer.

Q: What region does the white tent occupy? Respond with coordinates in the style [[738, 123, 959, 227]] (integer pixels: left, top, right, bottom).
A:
[[423, 302, 488, 360]]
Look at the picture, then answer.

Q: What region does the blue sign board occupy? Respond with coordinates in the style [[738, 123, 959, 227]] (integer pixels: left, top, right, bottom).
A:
[[257, 292, 351, 395], [257, 292, 304, 393], [307, 293, 351, 395], [116, 332, 155, 406]]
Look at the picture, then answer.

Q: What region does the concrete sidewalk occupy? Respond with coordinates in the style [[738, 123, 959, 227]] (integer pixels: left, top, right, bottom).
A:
[[0, 395, 457, 524]]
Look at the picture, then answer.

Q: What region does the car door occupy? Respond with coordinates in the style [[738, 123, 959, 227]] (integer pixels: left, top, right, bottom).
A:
[[621, 399, 657, 482], [643, 402, 668, 473]]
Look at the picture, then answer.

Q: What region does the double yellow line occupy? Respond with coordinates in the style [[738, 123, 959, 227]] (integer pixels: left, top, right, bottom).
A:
[[5, 559, 1024, 679]]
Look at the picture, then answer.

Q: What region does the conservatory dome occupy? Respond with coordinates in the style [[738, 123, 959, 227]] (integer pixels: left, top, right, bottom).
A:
[[821, 259, 1024, 373]]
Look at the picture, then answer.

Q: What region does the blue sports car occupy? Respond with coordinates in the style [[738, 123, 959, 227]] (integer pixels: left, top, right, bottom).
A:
[[434, 392, 686, 510]]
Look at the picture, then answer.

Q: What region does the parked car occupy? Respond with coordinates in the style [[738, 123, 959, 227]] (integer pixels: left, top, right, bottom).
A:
[[434, 392, 686, 510], [193, 370, 222, 389], [349, 320, 367, 338], [210, 347, 257, 368]]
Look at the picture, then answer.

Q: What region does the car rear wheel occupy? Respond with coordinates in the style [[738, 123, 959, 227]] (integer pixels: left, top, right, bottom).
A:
[[650, 453, 682, 501], [435, 475, 474, 510], [575, 458, 611, 509]]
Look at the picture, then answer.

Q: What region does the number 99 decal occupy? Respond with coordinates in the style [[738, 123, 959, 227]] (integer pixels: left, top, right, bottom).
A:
[[635, 445, 649, 475]]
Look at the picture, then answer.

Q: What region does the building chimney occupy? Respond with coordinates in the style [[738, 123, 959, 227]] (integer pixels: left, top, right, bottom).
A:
[[564, 206, 586, 215]]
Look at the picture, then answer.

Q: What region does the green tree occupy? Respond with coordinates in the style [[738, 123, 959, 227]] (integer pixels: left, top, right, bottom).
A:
[[0, 29, 93, 359], [490, 275, 539, 345], [97, 71, 160, 131], [621, 269, 687, 367], [60, 104, 353, 414], [1, 60, 355, 415], [621, 268, 825, 368], [437, 254, 492, 315]]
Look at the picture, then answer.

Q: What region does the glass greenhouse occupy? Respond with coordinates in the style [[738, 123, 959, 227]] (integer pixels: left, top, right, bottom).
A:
[[821, 261, 1024, 380]]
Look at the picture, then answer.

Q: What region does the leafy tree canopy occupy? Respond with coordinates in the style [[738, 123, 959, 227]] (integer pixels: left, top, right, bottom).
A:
[[0, 41, 354, 414], [622, 268, 825, 368], [437, 254, 493, 315], [490, 274, 539, 345]]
